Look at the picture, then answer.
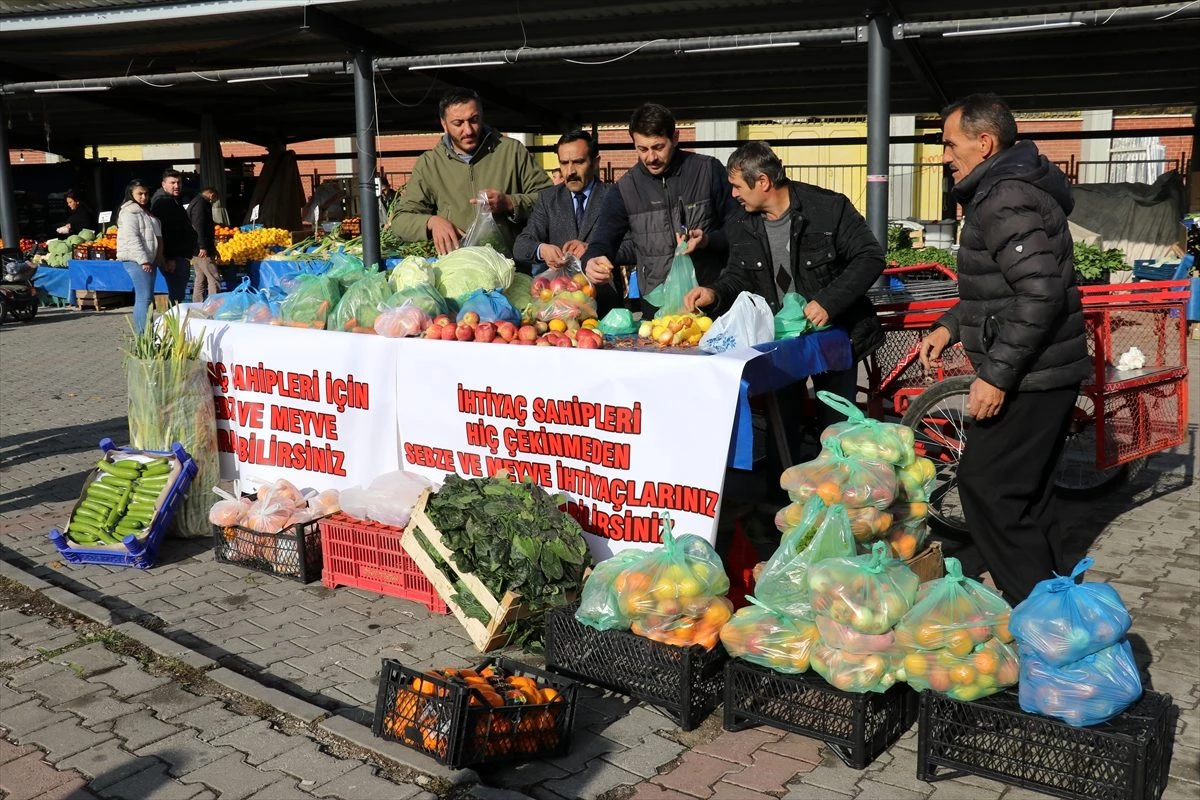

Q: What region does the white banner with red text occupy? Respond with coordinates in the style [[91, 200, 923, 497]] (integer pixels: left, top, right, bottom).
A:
[[190, 318, 401, 492]]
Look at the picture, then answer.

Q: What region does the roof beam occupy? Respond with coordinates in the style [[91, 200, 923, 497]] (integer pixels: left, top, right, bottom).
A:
[[0, 0, 359, 33]]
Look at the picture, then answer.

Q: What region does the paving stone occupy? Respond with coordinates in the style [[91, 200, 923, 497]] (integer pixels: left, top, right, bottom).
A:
[[210, 719, 304, 766], [2, 700, 75, 741], [26, 672, 104, 706], [720, 749, 815, 794], [56, 739, 162, 790], [601, 732, 687, 778], [542, 758, 643, 800], [205, 667, 328, 725], [626, 784, 698, 800], [49, 642, 126, 677], [129, 684, 214, 721], [1, 681, 30, 711], [52, 690, 140, 727], [0, 738, 38, 765], [786, 763, 863, 797], [691, 727, 782, 764], [861, 745, 931, 795], [31, 774, 98, 800], [88, 664, 172, 699], [134, 731, 236, 778], [97, 763, 210, 800], [256, 742, 359, 785], [176, 752, 285, 800], [312, 764, 420, 799], [758, 733, 823, 765], [9, 661, 74, 690], [484, 757, 570, 792], [852, 777, 929, 799], [652, 751, 744, 797], [243, 777, 304, 799], [110, 710, 180, 750], [0, 751, 82, 800], [708, 782, 778, 800], [171, 702, 256, 742], [926, 782, 1003, 800], [22, 717, 114, 762]]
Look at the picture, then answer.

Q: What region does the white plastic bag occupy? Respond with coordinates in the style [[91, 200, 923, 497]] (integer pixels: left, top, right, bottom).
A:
[[461, 191, 505, 252], [338, 470, 433, 528], [699, 291, 774, 354]]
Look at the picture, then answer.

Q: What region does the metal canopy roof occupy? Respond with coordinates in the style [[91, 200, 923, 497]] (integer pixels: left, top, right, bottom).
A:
[[0, 1, 1196, 156]]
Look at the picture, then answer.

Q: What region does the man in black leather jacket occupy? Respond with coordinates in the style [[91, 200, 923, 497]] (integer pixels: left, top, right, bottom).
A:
[[684, 141, 884, 431], [919, 93, 1090, 604]]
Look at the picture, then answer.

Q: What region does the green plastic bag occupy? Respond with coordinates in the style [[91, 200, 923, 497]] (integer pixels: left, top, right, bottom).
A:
[[325, 251, 368, 290], [817, 390, 917, 467], [774, 292, 812, 339], [574, 549, 647, 632], [597, 308, 637, 336], [328, 270, 390, 332], [754, 498, 856, 619], [279, 274, 341, 329], [384, 283, 450, 319], [645, 239, 697, 319]]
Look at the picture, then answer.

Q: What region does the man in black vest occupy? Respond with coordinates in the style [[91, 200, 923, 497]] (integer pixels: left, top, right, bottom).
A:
[[684, 142, 885, 431], [150, 169, 197, 305], [582, 103, 736, 316], [919, 94, 1089, 604]]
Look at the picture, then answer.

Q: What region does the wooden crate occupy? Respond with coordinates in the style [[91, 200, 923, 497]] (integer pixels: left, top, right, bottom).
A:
[[75, 289, 129, 311], [402, 489, 530, 652]]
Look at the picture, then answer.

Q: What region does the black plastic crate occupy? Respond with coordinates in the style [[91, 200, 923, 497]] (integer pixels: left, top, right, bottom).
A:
[[918, 688, 1177, 800], [372, 656, 578, 770], [544, 602, 727, 731], [211, 513, 323, 583], [724, 658, 916, 769]]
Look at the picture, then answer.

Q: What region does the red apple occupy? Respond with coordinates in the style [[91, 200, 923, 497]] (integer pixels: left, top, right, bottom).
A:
[[576, 329, 602, 349], [496, 321, 517, 342], [475, 322, 496, 343], [517, 324, 538, 342], [424, 324, 443, 339], [461, 311, 481, 326], [531, 278, 550, 298], [455, 324, 475, 341], [553, 335, 574, 348], [439, 323, 458, 341], [535, 337, 551, 346], [550, 276, 574, 294], [433, 314, 452, 327]]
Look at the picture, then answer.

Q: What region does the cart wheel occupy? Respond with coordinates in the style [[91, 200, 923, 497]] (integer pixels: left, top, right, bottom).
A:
[[900, 375, 973, 533], [12, 300, 37, 323], [1053, 394, 1138, 497]]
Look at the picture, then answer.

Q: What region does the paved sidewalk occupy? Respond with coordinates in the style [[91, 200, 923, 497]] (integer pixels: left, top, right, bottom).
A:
[[2, 308, 1198, 800]]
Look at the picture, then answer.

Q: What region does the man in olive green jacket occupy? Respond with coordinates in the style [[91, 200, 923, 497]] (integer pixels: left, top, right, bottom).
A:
[[389, 87, 552, 257]]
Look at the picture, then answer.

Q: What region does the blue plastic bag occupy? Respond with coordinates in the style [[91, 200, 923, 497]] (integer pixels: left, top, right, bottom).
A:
[[455, 288, 521, 325], [1010, 557, 1132, 666], [1018, 639, 1143, 727], [203, 276, 259, 321]]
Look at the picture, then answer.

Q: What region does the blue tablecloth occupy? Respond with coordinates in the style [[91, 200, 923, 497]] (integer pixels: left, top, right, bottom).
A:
[[728, 329, 853, 469], [32, 267, 72, 301], [68, 260, 168, 295]]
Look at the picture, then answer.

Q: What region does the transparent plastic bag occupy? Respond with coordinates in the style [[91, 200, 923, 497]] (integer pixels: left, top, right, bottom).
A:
[[719, 597, 820, 674], [775, 500, 892, 543], [328, 270, 390, 332], [207, 277, 260, 321], [244, 299, 281, 324], [630, 596, 733, 651], [614, 514, 730, 630], [893, 557, 1014, 652], [1009, 557, 1132, 666], [279, 274, 340, 329], [374, 301, 430, 338], [575, 549, 648, 632], [387, 254, 436, 292], [815, 615, 898, 654], [902, 635, 1020, 701], [817, 391, 916, 467], [598, 308, 637, 336], [894, 456, 937, 502], [341, 470, 434, 527], [809, 541, 920, 634], [779, 440, 898, 510], [882, 513, 928, 560], [699, 291, 774, 354], [810, 641, 904, 693], [755, 499, 856, 619], [383, 284, 450, 319], [326, 251, 368, 289], [773, 292, 812, 339], [208, 487, 250, 527], [456, 288, 521, 325], [645, 239, 698, 319], [1018, 639, 1142, 727], [307, 489, 341, 517], [461, 190, 506, 252], [532, 294, 597, 322]]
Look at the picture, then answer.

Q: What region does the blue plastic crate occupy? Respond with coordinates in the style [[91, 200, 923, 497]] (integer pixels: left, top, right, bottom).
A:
[[1132, 260, 1183, 281], [48, 438, 198, 569]]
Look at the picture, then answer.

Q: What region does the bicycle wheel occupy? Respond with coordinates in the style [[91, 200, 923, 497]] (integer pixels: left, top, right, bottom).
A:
[[1053, 394, 1131, 496], [900, 375, 974, 533]]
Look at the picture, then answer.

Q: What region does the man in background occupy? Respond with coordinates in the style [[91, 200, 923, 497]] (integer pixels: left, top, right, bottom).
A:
[[150, 169, 196, 304], [389, 87, 551, 256], [188, 186, 221, 303]]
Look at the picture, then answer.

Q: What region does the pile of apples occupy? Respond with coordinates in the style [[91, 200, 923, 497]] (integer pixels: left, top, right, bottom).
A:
[[421, 312, 603, 348], [636, 314, 711, 347], [530, 272, 597, 321]]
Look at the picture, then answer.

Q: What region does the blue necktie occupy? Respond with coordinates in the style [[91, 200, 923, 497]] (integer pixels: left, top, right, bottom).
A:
[[573, 192, 586, 230]]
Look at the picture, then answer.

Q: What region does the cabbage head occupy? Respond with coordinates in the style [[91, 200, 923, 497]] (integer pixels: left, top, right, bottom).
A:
[[388, 255, 436, 293], [434, 245, 515, 302]]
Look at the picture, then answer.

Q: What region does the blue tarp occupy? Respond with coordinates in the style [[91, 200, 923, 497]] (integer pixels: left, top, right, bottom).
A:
[[68, 260, 168, 296], [728, 328, 854, 469], [253, 259, 332, 298], [32, 267, 71, 301]]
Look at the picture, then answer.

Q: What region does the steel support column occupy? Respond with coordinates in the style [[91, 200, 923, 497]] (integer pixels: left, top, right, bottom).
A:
[[866, 12, 891, 252], [0, 100, 19, 248], [352, 49, 381, 271]]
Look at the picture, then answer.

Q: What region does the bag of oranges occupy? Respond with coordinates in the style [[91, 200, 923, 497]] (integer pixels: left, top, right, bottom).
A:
[[810, 640, 905, 693], [1009, 557, 1132, 667], [575, 549, 648, 632], [900, 635, 1020, 701], [893, 557, 1013, 653], [720, 597, 820, 674], [613, 514, 730, 650], [755, 500, 856, 619], [816, 391, 917, 467], [808, 541, 920, 635], [780, 440, 897, 510]]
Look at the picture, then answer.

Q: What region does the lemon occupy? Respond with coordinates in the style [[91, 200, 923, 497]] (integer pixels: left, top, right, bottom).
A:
[[697, 317, 712, 332]]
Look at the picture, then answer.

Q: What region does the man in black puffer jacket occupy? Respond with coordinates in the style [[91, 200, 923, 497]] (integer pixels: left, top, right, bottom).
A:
[[685, 141, 884, 432], [919, 93, 1090, 605]]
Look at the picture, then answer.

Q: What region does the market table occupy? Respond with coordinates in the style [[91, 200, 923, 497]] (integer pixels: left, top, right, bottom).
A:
[[186, 314, 849, 557], [67, 259, 168, 309], [32, 266, 72, 303]]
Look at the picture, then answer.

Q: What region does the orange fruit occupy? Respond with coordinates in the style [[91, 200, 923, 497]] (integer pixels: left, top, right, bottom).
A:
[[815, 481, 842, 505], [890, 533, 917, 560], [548, 319, 567, 332], [915, 623, 943, 650], [928, 667, 952, 692], [903, 652, 929, 678], [946, 630, 974, 657], [949, 663, 978, 685], [972, 650, 998, 675]]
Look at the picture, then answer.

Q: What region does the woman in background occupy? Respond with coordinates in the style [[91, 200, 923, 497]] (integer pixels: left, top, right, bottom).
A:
[[116, 180, 162, 333], [56, 190, 95, 238]]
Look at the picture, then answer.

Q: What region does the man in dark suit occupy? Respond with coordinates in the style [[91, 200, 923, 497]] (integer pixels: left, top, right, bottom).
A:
[[515, 131, 632, 270]]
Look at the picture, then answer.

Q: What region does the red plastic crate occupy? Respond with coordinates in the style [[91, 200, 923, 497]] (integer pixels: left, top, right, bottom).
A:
[[318, 513, 449, 614]]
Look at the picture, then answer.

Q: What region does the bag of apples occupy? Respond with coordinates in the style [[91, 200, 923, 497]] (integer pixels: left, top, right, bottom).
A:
[[780, 440, 898, 511], [614, 514, 732, 650], [530, 261, 597, 321], [720, 596, 821, 674], [893, 557, 1018, 701], [756, 499, 856, 619]]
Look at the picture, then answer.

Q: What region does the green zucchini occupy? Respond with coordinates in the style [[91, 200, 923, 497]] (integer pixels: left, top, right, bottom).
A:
[[97, 459, 142, 479]]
